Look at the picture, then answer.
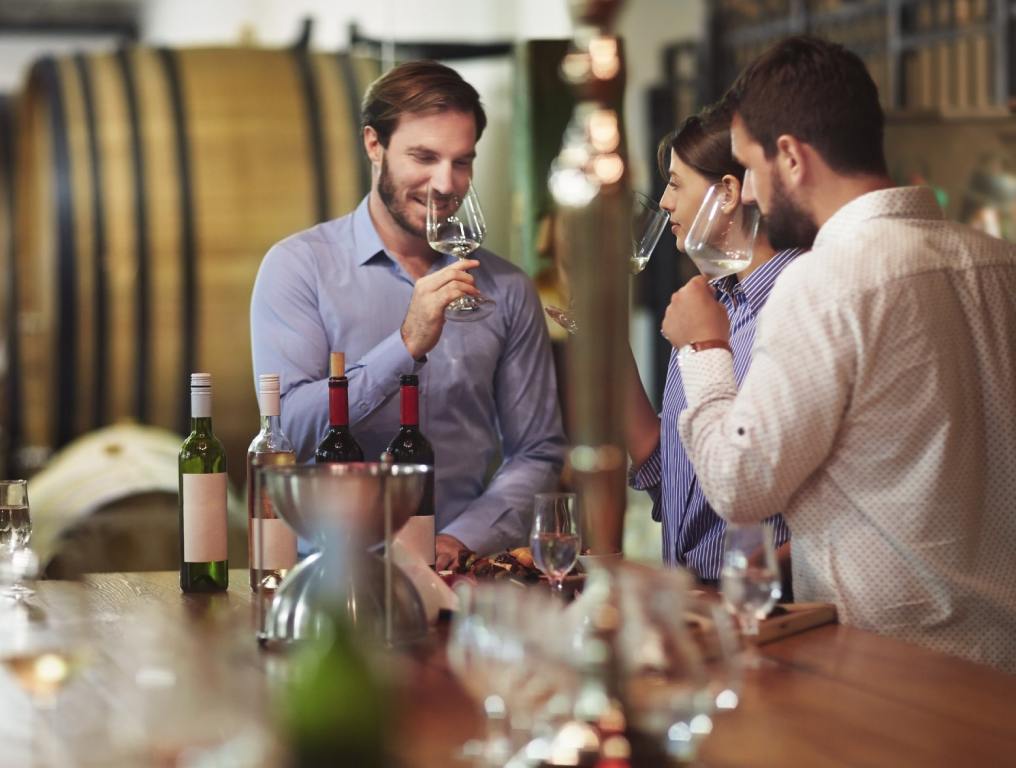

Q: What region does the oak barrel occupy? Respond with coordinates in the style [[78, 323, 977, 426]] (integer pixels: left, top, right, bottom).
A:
[[11, 46, 379, 481]]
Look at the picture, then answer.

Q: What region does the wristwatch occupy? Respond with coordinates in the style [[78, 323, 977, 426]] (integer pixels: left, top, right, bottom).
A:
[[677, 339, 731, 362]]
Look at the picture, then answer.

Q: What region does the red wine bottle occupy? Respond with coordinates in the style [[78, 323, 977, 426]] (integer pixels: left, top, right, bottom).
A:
[[315, 352, 364, 464], [385, 374, 435, 565]]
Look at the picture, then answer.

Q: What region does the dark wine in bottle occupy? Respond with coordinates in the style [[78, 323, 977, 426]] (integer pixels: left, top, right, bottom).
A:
[[179, 372, 228, 593], [315, 352, 364, 464], [385, 374, 435, 565], [247, 373, 297, 593]]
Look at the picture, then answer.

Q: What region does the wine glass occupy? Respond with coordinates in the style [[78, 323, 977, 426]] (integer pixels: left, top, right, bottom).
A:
[[426, 182, 492, 320], [683, 182, 761, 279], [545, 191, 669, 334], [529, 493, 580, 594], [629, 192, 670, 275], [447, 582, 526, 766], [0, 479, 35, 598], [720, 523, 782, 640]]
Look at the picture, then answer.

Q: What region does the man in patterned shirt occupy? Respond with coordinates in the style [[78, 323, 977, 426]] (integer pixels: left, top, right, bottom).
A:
[[662, 36, 1016, 672]]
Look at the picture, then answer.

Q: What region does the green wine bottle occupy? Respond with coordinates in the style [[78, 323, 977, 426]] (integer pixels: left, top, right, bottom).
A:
[[282, 544, 388, 766], [179, 372, 229, 592]]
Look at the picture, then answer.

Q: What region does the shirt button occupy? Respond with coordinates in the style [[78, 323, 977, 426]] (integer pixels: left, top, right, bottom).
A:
[[737, 427, 745, 436]]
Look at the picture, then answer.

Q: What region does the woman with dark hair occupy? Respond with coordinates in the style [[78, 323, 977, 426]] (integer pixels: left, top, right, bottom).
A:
[[626, 104, 804, 583]]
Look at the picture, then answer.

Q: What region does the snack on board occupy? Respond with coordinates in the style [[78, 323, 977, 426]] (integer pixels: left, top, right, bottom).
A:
[[453, 547, 543, 582]]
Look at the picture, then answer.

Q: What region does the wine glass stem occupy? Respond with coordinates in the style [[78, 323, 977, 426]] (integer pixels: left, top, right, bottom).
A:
[[740, 611, 760, 637]]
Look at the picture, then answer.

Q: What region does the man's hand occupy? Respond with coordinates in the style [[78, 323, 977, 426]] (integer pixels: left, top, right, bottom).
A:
[[435, 533, 469, 571], [401, 260, 480, 359], [661, 276, 730, 349]]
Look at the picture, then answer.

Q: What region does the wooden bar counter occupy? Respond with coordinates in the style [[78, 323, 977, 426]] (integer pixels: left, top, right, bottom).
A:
[[1, 571, 1015, 767]]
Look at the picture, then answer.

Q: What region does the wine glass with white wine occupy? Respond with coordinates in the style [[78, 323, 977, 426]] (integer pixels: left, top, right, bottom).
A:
[[545, 191, 669, 334], [426, 182, 492, 321], [683, 182, 761, 279]]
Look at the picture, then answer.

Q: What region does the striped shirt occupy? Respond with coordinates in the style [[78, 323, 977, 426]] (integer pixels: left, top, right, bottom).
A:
[[630, 248, 804, 578]]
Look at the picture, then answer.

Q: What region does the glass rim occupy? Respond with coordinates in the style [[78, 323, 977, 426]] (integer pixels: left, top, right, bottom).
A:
[[0, 479, 27, 485], [533, 491, 577, 501]]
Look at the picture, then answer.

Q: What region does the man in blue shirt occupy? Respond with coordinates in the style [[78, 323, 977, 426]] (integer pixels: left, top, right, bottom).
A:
[[250, 61, 566, 569]]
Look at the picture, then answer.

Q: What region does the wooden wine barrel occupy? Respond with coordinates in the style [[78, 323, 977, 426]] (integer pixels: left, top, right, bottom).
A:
[[11, 46, 380, 482]]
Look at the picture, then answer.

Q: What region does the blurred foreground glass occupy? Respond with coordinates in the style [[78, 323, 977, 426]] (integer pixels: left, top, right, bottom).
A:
[[613, 566, 717, 763], [720, 523, 782, 639], [545, 191, 669, 334], [683, 182, 760, 279], [530, 493, 580, 593], [0, 479, 35, 597], [447, 582, 525, 766]]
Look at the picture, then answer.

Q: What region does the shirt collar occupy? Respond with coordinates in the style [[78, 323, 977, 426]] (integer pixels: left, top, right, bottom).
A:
[[351, 195, 457, 272], [711, 247, 805, 312], [814, 186, 944, 252], [352, 195, 389, 266]]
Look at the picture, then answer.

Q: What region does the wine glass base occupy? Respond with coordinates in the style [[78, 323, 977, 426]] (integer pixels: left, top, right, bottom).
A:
[[445, 296, 496, 322], [3, 584, 36, 599]]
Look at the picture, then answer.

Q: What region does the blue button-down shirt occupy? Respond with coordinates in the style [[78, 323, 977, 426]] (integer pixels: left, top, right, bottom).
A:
[[250, 197, 567, 554], [631, 248, 804, 579]]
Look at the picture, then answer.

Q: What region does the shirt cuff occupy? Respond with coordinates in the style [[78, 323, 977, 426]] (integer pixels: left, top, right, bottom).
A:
[[348, 329, 427, 416], [678, 347, 736, 406], [629, 448, 662, 491]]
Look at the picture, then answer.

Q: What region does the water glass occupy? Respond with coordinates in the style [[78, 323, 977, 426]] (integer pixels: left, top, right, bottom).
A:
[[0, 479, 35, 598], [720, 523, 782, 638], [529, 493, 580, 593]]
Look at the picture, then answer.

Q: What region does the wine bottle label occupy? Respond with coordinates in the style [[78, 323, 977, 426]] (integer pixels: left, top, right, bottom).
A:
[[182, 472, 228, 562], [251, 518, 297, 570], [395, 515, 435, 566]]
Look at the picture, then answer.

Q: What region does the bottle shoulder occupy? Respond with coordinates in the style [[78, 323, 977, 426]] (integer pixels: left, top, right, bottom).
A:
[[248, 429, 296, 454]]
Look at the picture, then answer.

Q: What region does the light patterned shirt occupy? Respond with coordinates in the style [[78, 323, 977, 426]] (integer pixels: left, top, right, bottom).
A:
[[678, 187, 1016, 672]]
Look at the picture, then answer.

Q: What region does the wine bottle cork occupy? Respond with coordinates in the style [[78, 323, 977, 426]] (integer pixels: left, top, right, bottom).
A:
[[329, 352, 345, 378]]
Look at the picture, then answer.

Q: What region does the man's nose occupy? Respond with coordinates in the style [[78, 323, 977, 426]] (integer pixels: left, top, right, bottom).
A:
[[741, 169, 757, 206], [429, 162, 456, 195]]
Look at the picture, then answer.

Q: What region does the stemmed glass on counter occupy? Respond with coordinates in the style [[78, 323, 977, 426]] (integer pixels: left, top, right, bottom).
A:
[[545, 191, 669, 334], [426, 182, 493, 321], [0, 479, 36, 598], [683, 182, 760, 279], [720, 523, 782, 641], [529, 492, 580, 594]]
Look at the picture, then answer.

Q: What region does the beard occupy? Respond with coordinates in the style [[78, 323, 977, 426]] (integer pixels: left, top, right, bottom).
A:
[[765, 171, 818, 251], [377, 156, 426, 239]]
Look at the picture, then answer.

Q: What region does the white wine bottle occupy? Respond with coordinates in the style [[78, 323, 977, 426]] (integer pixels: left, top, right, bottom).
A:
[[179, 372, 228, 592], [247, 373, 297, 592]]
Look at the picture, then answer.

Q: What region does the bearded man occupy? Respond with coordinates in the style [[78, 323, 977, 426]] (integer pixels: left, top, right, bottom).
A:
[[251, 61, 566, 569]]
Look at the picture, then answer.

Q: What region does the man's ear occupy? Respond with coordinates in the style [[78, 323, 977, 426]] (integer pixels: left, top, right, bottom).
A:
[[775, 134, 807, 189], [718, 173, 742, 214], [363, 125, 383, 167]]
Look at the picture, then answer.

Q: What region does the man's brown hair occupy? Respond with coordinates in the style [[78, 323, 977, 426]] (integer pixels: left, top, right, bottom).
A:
[[726, 35, 887, 177], [360, 60, 487, 148]]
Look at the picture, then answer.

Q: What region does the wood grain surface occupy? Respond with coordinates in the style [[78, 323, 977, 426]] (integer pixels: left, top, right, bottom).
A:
[[1, 571, 1015, 768]]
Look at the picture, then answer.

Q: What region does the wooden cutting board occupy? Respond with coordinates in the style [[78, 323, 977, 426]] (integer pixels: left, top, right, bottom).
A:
[[757, 602, 838, 644]]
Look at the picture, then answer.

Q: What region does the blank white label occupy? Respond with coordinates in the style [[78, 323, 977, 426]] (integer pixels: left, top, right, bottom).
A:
[[251, 518, 297, 570], [395, 516, 435, 566], [182, 473, 228, 562]]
